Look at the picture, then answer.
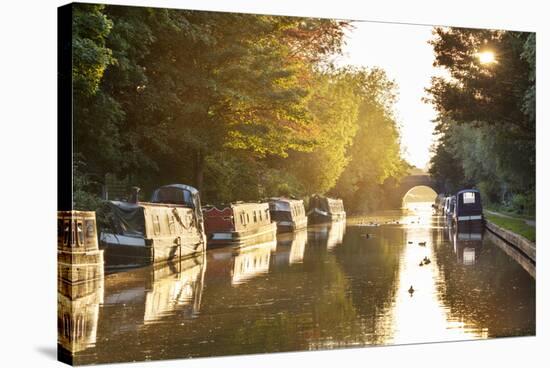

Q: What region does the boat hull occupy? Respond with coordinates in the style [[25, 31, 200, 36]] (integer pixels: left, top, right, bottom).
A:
[[308, 208, 346, 224], [275, 216, 308, 233], [100, 200, 207, 267], [207, 222, 277, 247]]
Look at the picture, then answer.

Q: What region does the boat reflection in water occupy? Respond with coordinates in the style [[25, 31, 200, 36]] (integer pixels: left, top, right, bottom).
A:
[[99, 254, 206, 335], [273, 229, 308, 265], [308, 219, 346, 251], [144, 255, 206, 323], [57, 278, 104, 357], [451, 223, 484, 265], [231, 240, 277, 285]]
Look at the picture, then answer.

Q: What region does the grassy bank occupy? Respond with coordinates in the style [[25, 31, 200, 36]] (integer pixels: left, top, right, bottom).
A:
[[485, 205, 535, 221], [484, 212, 536, 243]]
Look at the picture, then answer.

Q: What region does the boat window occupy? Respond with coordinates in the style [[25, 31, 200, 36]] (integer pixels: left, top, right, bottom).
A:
[[253, 211, 257, 223], [246, 213, 250, 224], [151, 187, 194, 207], [259, 210, 263, 221], [463, 192, 476, 204]]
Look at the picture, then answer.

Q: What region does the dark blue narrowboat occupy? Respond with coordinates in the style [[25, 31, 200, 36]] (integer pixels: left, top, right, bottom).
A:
[[453, 189, 483, 223], [307, 195, 346, 224]]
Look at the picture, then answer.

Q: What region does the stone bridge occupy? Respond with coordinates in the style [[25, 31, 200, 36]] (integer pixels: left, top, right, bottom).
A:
[[397, 174, 440, 202]]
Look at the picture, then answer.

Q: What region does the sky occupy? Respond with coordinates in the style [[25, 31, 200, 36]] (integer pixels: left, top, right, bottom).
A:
[[336, 21, 446, 170]]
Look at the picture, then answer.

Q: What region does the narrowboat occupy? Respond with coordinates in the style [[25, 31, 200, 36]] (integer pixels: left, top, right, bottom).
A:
[[307, 194, 346, 224], [100, 184, 206, 267], [445, 195, 456, 218], [453, 189, 483, 224], [433, 193, 446, 214], [202, 202, 277, 247], [442, 196, 450, 216], [268, 197, 308, 233]]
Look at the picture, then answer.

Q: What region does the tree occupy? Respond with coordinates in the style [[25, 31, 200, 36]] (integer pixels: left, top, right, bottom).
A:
[[426, 27, 535, 214], [332, 68, 408, 212], [71, 5, 407, 212]]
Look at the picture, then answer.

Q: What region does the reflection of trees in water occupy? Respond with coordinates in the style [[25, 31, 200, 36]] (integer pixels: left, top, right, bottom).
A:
[[190, 232, 365, 355], [331, 225, 404, 345], [432, 225, 535, 337]]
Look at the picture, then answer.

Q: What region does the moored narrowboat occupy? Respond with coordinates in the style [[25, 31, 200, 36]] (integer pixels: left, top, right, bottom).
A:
[[443, 196, 450, 216], [307, 194, 346, 224], [202, 202, 277, 247], [100, 184, 206, 267], [268, 198, 308, 233], [453, 189, 483, 224], [433, 193, 446, 214], [445, 195, 456, 218]]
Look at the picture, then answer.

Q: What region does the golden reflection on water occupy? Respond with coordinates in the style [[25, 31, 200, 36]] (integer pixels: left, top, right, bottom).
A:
[[231, 240, 275, 285], [66, 203, 533, 364], [144, 256, 206, 323], [386, 203, 485, 344]]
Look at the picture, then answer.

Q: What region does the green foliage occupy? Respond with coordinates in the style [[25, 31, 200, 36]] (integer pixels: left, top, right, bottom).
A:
[[505, 193, 536, 216], [427, 27, 535, 216], [72, 4, 115, 97], [286, 68, 361, 194], [73, 156, 105, 211], [332, 68, 409, 212], [71, 5, 407, 212]]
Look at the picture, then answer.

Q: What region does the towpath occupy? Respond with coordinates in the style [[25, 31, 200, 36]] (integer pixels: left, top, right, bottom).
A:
[[485, 210, 536, 227]]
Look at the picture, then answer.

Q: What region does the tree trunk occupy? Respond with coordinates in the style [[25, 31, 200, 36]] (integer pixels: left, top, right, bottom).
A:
[[195, 150, 205, 192]]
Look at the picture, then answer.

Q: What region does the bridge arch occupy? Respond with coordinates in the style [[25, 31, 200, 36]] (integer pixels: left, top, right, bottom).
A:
[[396, 175, 440, 204], [402, 185, 438, 208]]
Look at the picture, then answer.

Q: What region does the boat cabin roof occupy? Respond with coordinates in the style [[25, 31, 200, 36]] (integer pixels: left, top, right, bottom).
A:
[[154, 184, 198, 195], [457, 189, 480, 195], [203, 202, 269, 213], [269, 197, 303, 204], [269, 198, 305, 213], [455, 189, 482, 213], [150, 184, 199, 207]]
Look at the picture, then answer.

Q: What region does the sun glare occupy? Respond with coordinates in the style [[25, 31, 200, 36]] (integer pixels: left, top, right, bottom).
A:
[[477, 50, 496, 64]]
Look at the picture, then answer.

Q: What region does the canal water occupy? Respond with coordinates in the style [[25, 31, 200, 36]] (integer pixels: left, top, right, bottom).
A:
[[64, 207, 535, 365]]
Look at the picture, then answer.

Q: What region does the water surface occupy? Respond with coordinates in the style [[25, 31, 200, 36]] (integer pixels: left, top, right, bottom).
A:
[[62, 208, 535, 365]]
